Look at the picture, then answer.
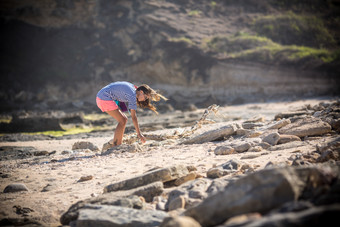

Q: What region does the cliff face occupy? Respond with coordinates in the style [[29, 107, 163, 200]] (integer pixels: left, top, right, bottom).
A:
[[1, 0, 339, 111]]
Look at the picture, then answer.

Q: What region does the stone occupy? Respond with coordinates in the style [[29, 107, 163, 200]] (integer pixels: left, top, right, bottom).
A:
[[75, 204, 169, 227], [268, 119, 291, 129], [104, 165, 189, 192], [101, 143, 143, 155], [242, 122, 263, 129], [3, 183, 29, 193], [181, 125, 236, 144], [165, 178, 212, 211], [262, 132, 280, 146], [207, 159, 241, 178], [60, 195, 145, 225], [185, 166, 337, 226], [234, 204, 340, 227], [275, 111, 308, 120], [41, 183, 57, 192], [278, 134, 301, 144], [214, 146, 235, 155], [168, 195, 186, 211], [78, 175, 93, 182], [234, 143, 251, 153], [241, 153, 261, 159], [160, 216, 201, 227], [33, 150, 49, 156], [174, 172, 197, 186], [72, 141, 99, 152], [279, 117, 332, 137]]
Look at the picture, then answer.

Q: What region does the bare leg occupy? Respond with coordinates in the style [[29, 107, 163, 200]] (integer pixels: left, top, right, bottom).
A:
[[106, 109, 128, 146]]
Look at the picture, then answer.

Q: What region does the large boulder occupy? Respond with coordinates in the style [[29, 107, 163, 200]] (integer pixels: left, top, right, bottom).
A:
[[184, 165, 339, 226]]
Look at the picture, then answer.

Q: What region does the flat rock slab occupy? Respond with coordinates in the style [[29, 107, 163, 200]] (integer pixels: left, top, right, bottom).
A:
[[75, 204, 169, 227], [181, 124, 236, 144], [279, 117, 331, 137], [104, 165, 189, 193]]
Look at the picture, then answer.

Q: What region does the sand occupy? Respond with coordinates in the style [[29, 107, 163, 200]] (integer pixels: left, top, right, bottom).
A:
[[0, 98, 335, 226]]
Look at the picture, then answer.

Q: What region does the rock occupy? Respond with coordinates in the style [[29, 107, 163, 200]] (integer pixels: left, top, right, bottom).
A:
[[214, 146, 235, 155], [174, 172, 197, 186], [236, 128, 250, 136], [78, 175, 93, 182], [72, 141, 99, 152], [278, 117, 332, 137], [240, 153, 262, 159], [165, 178, 213, 211], [275, 111, 309, 120], [101, 143, 143, 155], [262, 132, 280, 146], [278, 134, 301, 144], [60, 195, 145, 225], [244, 116, 265, 123], [129, 181, 164, 203], [268, 119, 291, 129], [33, 150, 49, 156], [234, 204, 340, 227], [41, 183, 57, 192], [181, 125, 236, 144], [269, 141, 306, 151], [233, 143, 251, 153], [160, 216, 201, 227], [258, 142, 271, 149], [248, 146, 262, 152], [207, 159, 242, 178], [242, 122, 263, 129], [74, 204, 169, 227], [104, 165, 189, 192], [184, 165, 339, 226], [3, 183, 29, 193], [168, 195, 186, 211], [223, 212, 262, 226]]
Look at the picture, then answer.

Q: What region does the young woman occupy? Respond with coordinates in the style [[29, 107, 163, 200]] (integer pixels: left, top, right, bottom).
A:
[[96, 81, 167, 146]]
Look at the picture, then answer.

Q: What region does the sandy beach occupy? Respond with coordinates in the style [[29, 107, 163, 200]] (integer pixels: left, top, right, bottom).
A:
[[0, 98, 338, 226]]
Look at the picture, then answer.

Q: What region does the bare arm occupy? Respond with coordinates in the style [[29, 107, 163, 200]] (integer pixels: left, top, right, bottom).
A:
[[130, 109, 146, 143]]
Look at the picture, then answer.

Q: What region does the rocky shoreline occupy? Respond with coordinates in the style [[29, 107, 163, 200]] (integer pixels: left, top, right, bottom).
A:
[[0, 99, 339, 226]]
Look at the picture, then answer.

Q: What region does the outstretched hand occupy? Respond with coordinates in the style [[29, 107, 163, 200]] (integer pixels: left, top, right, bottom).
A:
[[138, 134, 146, 144]]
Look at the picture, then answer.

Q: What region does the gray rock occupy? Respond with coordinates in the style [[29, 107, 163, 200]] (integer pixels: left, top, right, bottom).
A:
[[268, 141, 306, 151], [275, 111, 309, 120], [233, 143, 251, 153], [268, 119, 291, 129], [232, 204, 340, 227], [104, 165, 189, 193], [184, 165, 338, 226], [181, 125, 236, 144], [101, 144, 142, 155], [207, 159, 242, 179], [60, 195, 145, 225], [214, 146, 235, 155], [72, 141, 99, 152], [279, 117, 331, 137], [278, 134, 301, 144], [3, 183, 29, 193], [262, 132, 280, 146], [75, 204, 169, 227], [242, 123, 263, 129], [160, 216, 201, 227]]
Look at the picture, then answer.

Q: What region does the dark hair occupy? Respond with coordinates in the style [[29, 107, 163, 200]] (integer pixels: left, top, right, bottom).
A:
[[136, 84, 168, 114]]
